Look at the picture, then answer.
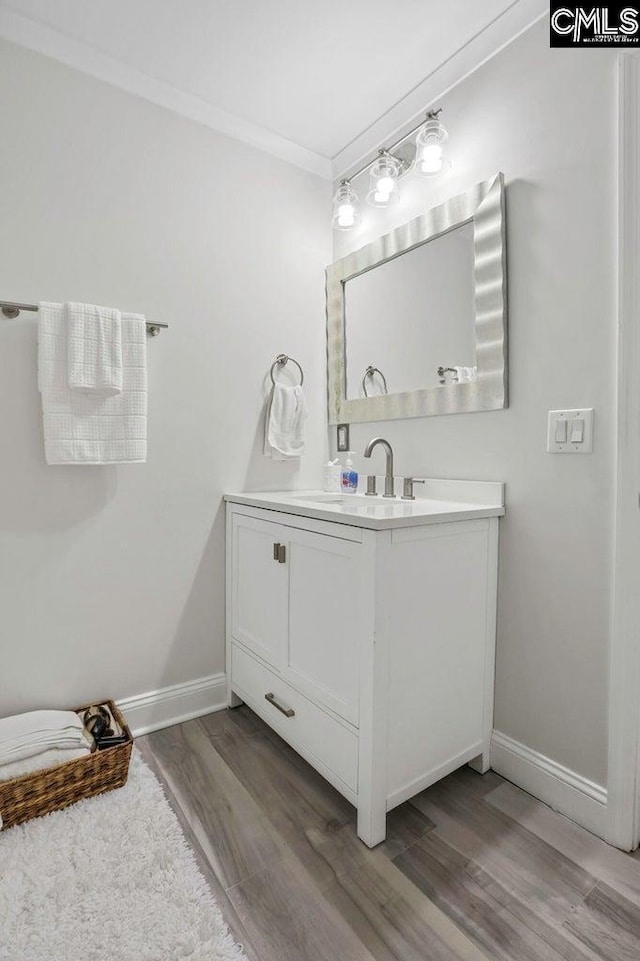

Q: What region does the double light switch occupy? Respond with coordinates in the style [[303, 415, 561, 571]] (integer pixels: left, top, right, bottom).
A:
[[547, 409, 594, 453]]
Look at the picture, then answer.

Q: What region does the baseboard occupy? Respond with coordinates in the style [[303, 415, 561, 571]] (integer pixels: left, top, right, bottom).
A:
[[491, 730, 608, 839], [115, 691, 610, 837], [117, 673, 227, 737]]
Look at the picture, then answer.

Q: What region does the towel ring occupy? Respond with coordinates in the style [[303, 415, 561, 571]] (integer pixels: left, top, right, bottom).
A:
[[270, 353, 304, 387], [362, 365, 388, 397]]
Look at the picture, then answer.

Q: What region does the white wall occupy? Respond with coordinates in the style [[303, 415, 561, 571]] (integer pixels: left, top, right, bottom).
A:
[[0, 38, 330, 715], [334, 20, 617, 787]]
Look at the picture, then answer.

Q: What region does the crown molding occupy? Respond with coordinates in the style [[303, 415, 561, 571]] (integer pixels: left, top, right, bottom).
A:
[[0, 7, 333, 179], [0, 2, 548, 183], [332, 0, 548, 179]]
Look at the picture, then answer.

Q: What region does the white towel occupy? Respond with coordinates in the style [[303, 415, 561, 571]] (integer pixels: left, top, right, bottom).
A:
[[38, 302, 148, 464], [264, 383, 307, 460], [67, 301, 123, 394], [0, 731, 88, 758], [0, 709, 85, 743], [0, 745, 92, 783], [0, 709, 89, 765], [454, 365, 478, 384]]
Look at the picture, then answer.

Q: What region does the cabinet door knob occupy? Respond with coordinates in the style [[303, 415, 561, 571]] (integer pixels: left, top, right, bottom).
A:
[[273, 542, 281, 561], [277, 544, 286, 564], [265, 692, 295, 718]]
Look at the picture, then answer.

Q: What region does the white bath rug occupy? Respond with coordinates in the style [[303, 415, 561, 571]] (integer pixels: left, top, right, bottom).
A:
[[0, 751, 247, 961]]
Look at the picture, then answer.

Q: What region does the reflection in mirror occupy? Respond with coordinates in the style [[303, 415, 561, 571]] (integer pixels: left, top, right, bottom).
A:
[[344, 222, 475, 399]]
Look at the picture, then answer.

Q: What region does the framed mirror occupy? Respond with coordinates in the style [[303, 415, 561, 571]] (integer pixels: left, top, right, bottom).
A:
[[326, 172, 507, 424]]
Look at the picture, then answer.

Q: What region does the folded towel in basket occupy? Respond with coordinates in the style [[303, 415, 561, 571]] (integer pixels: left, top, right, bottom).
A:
[[0, 744, 91, 783], [0, 710, 89, 765]]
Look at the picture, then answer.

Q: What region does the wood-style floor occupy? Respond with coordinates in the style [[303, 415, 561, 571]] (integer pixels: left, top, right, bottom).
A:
[[138, 707, 640, 961]]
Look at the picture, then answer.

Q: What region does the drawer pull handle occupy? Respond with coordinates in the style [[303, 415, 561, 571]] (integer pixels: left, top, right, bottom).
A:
[[265, 692, 295, 718]]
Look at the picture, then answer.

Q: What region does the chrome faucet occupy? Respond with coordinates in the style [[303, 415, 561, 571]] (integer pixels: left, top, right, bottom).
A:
[[364, 437, 395, 498]]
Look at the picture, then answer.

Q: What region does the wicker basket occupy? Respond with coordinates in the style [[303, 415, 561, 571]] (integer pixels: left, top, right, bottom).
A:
[[0, 701, 133, 831]]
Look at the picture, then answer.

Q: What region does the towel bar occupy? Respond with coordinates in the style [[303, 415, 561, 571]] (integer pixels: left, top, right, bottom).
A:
[[0, 300, 168, 336]]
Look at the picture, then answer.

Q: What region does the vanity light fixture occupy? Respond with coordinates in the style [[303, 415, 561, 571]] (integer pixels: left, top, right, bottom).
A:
[[332, 180, 360, 231], [332, 106, 451, 229], [414, 109, 450, 176], [366, 151, 402, 207]]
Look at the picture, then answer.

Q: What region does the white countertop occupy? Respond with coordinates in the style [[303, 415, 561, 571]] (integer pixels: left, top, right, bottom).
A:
[[225, 478, 504, 531]]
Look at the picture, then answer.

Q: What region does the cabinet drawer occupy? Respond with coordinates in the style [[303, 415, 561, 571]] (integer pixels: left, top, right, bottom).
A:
[[231, 644, 358, 796]]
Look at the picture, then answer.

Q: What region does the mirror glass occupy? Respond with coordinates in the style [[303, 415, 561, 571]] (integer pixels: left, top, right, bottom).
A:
[[344, 222, 475, 399]]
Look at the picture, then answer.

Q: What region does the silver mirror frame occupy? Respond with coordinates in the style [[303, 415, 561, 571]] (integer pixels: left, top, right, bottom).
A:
[[326, 172, 507, 424]]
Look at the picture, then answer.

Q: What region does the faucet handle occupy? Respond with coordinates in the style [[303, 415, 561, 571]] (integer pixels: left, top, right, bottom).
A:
[[402, 477, 426, 500], [365, 474, 377, 496]]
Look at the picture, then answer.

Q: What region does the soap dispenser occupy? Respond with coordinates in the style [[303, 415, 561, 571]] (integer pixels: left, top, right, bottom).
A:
[[341, 452, 358, 493]]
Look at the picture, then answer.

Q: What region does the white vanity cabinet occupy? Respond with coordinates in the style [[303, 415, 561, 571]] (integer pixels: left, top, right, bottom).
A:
[[225, 487, 502, 847]]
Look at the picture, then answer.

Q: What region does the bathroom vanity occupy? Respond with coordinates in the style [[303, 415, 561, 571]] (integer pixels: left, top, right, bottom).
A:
[[225, 480, 504, 847]]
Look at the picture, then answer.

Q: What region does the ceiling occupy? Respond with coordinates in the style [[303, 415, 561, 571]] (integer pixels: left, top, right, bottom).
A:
[[0, 0, 544, 174]]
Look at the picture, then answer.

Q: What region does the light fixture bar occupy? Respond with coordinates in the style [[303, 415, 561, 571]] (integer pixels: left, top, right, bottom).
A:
[[338, 109, 443, 186]]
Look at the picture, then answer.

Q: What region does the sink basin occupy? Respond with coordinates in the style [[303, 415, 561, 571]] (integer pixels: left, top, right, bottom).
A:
[[293, 493, 345, 504]]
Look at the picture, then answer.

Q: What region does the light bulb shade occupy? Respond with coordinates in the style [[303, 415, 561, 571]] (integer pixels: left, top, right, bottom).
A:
[[366, 154, 401, 207], [414, 115, 450, 177], [332, 181, 360, 230]]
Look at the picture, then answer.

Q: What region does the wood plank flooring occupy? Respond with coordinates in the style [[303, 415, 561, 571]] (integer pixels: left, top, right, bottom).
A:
[[138, 708, 640, 961]]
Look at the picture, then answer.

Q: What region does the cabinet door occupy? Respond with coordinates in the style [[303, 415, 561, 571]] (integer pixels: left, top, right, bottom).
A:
[[230, 513, 288, 669], [283, 527, 362, 725]]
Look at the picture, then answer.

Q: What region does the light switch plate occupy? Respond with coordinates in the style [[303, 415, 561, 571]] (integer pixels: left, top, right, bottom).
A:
[[336, 424, 350, 452], [547, 409, 594, 453]]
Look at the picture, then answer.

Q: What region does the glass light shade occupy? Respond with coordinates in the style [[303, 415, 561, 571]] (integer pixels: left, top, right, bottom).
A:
[[366, 154, 401, 207], [414, 115, 450, 177], [332, 181, 359, 230]]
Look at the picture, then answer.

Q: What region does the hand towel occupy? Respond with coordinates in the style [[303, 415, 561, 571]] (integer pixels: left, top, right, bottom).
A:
[[38, 302, 148, 464], [264, 383, 307, 460], [67, 301, 123, 394], [454, 365, 478, 384]]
